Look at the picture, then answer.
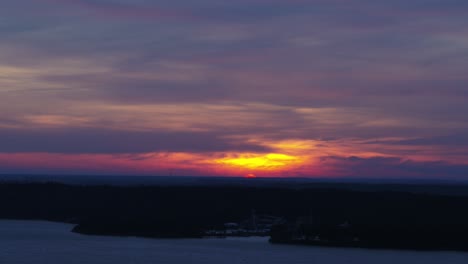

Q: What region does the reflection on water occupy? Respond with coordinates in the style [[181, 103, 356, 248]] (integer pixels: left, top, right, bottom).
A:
[[1, 220, 468, 264]]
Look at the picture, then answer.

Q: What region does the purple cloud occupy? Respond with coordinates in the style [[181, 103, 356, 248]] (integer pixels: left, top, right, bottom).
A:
[[322, 156, 468, 179], [46, 0, 196, 21], [0, 0, 467, 177]]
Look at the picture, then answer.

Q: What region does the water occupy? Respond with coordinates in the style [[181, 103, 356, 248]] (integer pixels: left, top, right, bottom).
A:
[[1, 220, 467, 264]]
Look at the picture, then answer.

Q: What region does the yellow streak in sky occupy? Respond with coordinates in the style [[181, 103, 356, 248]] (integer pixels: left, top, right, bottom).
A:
[[216, 153, 300, 170]]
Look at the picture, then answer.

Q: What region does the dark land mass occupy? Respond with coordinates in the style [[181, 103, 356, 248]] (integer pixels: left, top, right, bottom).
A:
[[3, 174, 468, 196], [1, 181, 468, 251]]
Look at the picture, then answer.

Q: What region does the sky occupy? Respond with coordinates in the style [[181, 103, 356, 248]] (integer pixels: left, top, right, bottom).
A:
[[1, 0, 468, 179]]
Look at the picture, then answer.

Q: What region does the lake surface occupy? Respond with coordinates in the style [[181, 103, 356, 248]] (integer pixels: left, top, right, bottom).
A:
[[1, 220, 468, 264]]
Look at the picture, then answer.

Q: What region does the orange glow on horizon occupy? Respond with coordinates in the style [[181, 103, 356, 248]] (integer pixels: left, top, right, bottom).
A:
[[245, 173, 257, 178], [0, 136, 457, 178]]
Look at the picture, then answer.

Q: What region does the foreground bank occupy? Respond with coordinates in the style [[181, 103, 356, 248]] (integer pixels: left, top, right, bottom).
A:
[[2, 182, 468, 251]]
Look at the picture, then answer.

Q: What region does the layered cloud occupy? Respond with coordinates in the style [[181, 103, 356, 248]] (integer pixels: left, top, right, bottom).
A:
[[0, 0, 467, 178]]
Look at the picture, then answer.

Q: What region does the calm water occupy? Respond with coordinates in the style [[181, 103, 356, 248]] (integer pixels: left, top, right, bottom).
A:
[[1, 220, 468, 264]]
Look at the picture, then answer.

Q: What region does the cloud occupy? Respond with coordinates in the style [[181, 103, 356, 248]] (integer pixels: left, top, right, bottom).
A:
[[389, 134, 468, 147], [0, 127, 271, 154], [0, 0, 468, 177], [319, 156, 468, 179], [45, 0, 196, 21]]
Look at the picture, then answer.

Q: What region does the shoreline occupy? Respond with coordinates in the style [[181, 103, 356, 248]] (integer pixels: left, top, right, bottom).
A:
[[1, 218, 467, 252]]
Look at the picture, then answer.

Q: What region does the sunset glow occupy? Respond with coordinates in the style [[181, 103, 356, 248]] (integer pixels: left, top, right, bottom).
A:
[[216, 153, 301, 170], [245, 173, 257, 179], [0, 0, 467, 179]]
